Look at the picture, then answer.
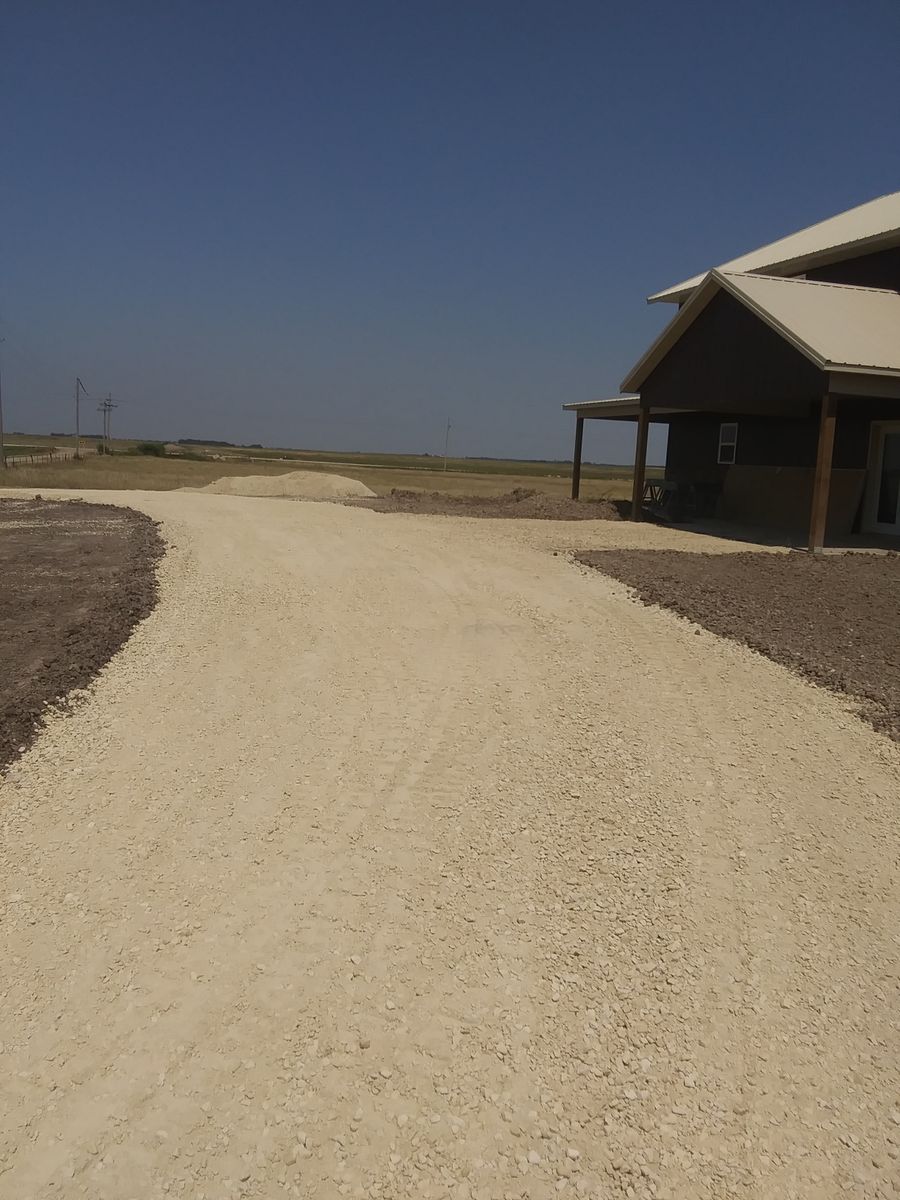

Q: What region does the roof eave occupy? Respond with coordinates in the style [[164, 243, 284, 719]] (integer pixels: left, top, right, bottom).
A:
[[647, 227, 900, 305], [561, 394, 639, 412], [826, 363, 900, 378], [647, 285, 697, 305]]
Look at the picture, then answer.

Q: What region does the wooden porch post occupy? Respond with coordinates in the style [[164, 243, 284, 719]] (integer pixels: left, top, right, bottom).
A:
[[571, 416, 584, 500], [808, 393, 837, 553], [630, 405, 650, 521]]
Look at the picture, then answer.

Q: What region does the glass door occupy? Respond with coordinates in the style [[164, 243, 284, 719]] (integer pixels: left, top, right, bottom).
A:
[[872, 425, 900, 533]]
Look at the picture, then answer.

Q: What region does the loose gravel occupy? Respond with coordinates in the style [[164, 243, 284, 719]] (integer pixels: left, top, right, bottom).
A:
[[578, 548, 900, 741], [186, 470, 375, 498], [1, 492, 898, 1199]]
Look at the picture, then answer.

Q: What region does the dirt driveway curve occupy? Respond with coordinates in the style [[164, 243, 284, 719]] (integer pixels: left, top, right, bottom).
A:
[[1, 492, 898, 1200]]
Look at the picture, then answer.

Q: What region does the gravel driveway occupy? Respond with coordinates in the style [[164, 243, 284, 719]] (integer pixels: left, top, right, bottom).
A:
[[1, 492, 898, 1199]]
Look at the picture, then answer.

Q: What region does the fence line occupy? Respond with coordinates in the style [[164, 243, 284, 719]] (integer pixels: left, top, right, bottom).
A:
[[4, 449, 80, 467]]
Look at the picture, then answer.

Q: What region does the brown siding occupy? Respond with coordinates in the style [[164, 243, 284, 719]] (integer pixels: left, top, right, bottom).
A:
[[664, 411, 879, 533], [666, 411, 873, 476], [720, 468, 867, 536], [641, 291, 825, 413], [805, 245, 900, 291], [665, 417, 726, 484]]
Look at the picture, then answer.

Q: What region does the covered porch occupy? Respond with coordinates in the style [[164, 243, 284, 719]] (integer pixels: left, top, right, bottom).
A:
[[565, 271, 900, 552], [565, 392, 900, 554], [564, 394, 670, 518]]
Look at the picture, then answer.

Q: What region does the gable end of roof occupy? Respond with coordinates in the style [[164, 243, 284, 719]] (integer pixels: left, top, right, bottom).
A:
[[622, 270, 900, 392]]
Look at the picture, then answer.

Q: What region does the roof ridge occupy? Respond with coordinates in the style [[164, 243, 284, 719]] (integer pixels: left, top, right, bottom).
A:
[[649, 189, 900, 303], [717, 270, 899, 296]]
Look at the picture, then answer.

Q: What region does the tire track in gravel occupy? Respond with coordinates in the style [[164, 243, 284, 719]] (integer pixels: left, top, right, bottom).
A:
[[1, 492, 898, 1200]]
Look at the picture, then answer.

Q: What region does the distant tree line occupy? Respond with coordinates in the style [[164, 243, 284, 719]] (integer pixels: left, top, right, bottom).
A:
[[178, 437, 234, 446], [178, 438, 264, 449]]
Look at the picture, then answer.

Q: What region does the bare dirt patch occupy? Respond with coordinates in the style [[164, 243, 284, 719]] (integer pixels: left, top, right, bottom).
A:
[[346, 486, 625, 520], [577, 548, 900, 739], [0, 498, 163, 770]]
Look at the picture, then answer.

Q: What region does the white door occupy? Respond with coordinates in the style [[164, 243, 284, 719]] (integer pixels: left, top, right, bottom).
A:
[[867, 423, 900, 534]]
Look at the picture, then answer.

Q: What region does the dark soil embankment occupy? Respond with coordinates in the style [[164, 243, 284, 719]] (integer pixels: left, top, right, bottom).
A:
[[578, 548, 900, 741], [0, 498, 164, 770], [347, 487, 625, 520]]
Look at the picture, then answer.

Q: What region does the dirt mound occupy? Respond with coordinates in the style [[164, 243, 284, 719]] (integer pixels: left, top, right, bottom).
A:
[[347, 486, 623, 520], [188, 470, 375, 499]]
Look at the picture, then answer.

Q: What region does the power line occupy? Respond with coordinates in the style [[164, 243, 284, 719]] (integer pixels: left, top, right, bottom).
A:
[[97, 395, 119, 453]]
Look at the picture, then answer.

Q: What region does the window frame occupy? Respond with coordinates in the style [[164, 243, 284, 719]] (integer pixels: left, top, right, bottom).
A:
[[717, 421, 739, 465]]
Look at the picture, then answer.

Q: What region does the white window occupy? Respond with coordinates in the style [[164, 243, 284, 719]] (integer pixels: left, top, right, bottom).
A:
[[718, 422, 738, 465]]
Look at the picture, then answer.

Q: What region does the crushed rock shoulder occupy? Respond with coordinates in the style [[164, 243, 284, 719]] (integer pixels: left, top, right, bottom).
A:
[[183, 469, 375, 499]]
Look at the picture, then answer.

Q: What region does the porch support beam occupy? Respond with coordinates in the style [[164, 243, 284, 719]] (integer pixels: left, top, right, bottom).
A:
[[630, 405, 651, 521], [808, 393, 837, 554], [571, 416, 584, 500]]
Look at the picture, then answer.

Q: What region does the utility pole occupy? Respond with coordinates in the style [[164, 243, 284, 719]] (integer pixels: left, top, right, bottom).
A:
[[97, 395, 118, 453], [443, 419, 451, 472], [74, 377, 88, 460], [108, 395, 117, 449]]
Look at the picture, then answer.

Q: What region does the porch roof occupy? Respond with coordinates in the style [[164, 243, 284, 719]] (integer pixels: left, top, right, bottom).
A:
[[561, 395, 688, 421], [562, 395, 640, 419], [623, 271, 900, 393]]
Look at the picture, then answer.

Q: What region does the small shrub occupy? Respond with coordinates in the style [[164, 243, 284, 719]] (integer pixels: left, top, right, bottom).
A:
[[134, 442, 166, 457]]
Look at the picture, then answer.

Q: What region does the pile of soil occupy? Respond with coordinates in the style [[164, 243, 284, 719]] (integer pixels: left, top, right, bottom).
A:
[[0, 498, 164, 770], [578, 548, 900, 740], [348, 487, 624, 520], [187, 470, 375, 499]]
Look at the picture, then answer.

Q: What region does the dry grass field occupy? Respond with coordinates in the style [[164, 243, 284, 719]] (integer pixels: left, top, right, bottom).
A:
[[1, 436, 661, 500]]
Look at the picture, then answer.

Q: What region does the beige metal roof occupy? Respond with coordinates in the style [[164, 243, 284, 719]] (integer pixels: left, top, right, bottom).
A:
[[562, 395, 691, 420], [649, 190, 900, 304], [722, 273, 900, 372], [562, 395, 639, 412], [622, 270, 900, 392]]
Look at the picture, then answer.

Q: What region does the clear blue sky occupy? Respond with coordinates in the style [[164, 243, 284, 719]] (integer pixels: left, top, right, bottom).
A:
[[2, 0, 899, 463]]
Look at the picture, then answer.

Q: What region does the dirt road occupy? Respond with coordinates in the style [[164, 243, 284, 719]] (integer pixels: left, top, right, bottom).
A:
[[2, 493, 899, 1199]]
